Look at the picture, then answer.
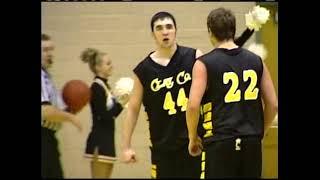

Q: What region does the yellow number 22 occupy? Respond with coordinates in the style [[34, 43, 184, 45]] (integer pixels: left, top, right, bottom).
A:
[[223, 70, 259, 103]]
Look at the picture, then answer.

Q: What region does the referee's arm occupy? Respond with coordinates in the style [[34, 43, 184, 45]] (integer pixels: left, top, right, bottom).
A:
[[41, 85, 82, 131], [42, 104, 74, 123]]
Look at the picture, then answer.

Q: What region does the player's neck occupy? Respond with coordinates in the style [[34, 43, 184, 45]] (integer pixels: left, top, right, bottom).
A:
[[150, 44, 177, 66], [215, 40, 238, 50], [155, 43, 177, 58]]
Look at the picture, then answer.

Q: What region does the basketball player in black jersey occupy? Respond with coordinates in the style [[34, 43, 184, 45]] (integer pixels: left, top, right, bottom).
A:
[[121, 11, 258, 178], [186, 8, 278, 178]]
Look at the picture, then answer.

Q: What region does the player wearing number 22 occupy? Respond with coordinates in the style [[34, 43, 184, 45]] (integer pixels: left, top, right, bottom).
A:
[[186, 8, 278, 178], [121, 11, 255, 178]]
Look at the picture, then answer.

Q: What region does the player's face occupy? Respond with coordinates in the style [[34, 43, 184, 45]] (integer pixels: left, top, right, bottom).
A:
[[41, 40, 55, 70], [98, 55, 113, 78], [152, 18, 176, 48]]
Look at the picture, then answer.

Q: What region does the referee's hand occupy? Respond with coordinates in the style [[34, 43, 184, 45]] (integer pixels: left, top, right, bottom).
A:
[[69, 114, 82, 132], [188, 136, 203, 157]]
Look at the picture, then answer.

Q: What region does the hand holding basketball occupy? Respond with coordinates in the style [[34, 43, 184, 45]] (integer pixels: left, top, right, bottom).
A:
[[68, 113, 83, 132]]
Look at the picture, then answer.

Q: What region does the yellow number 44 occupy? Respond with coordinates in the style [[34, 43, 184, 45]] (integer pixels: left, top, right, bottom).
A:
[[163, 88, 188, 115]]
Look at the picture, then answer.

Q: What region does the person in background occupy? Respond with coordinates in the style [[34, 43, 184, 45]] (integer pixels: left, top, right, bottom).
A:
[[41, 33, 82, 178], [81, 48, 129, 178]]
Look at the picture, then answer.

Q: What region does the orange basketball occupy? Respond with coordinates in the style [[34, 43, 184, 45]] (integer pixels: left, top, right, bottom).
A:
[[62, 80, 91, 113]]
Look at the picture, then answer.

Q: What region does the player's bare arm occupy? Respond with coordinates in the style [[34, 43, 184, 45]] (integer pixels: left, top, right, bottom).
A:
[[260, 62, 278, 136], [121, 74, 143, 163], [186, 60, 207, 156]]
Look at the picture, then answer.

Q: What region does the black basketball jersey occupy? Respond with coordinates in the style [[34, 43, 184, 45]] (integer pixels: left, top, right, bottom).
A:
[[199, 47, 264, 144], [134, 45, 197, 151]]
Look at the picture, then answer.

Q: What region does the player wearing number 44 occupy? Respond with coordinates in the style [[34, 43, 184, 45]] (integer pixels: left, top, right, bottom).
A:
[[121, 9, 263, 178], [186, 7, 278, 178]]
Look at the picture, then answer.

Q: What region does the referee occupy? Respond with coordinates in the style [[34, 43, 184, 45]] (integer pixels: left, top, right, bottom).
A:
[[41, 34, 82, 178]]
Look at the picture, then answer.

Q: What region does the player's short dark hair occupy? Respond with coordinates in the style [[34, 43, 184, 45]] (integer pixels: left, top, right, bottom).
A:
[[150, 11, 177, 32], [42, 34, 51, 41], [207, 8, 236, 41]]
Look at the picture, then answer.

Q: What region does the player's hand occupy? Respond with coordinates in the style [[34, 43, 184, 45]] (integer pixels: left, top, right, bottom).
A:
[[188, 136, 203, 157], [121, 148, 137, 163]]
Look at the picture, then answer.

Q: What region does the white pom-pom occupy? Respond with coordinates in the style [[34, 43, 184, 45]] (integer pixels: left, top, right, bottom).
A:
[[252, 6, 270, 24], [247, 43, 268, 61], [245, 5, 270, 31], [114, 77, 134, 96], [245, 12, 261, 31]]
